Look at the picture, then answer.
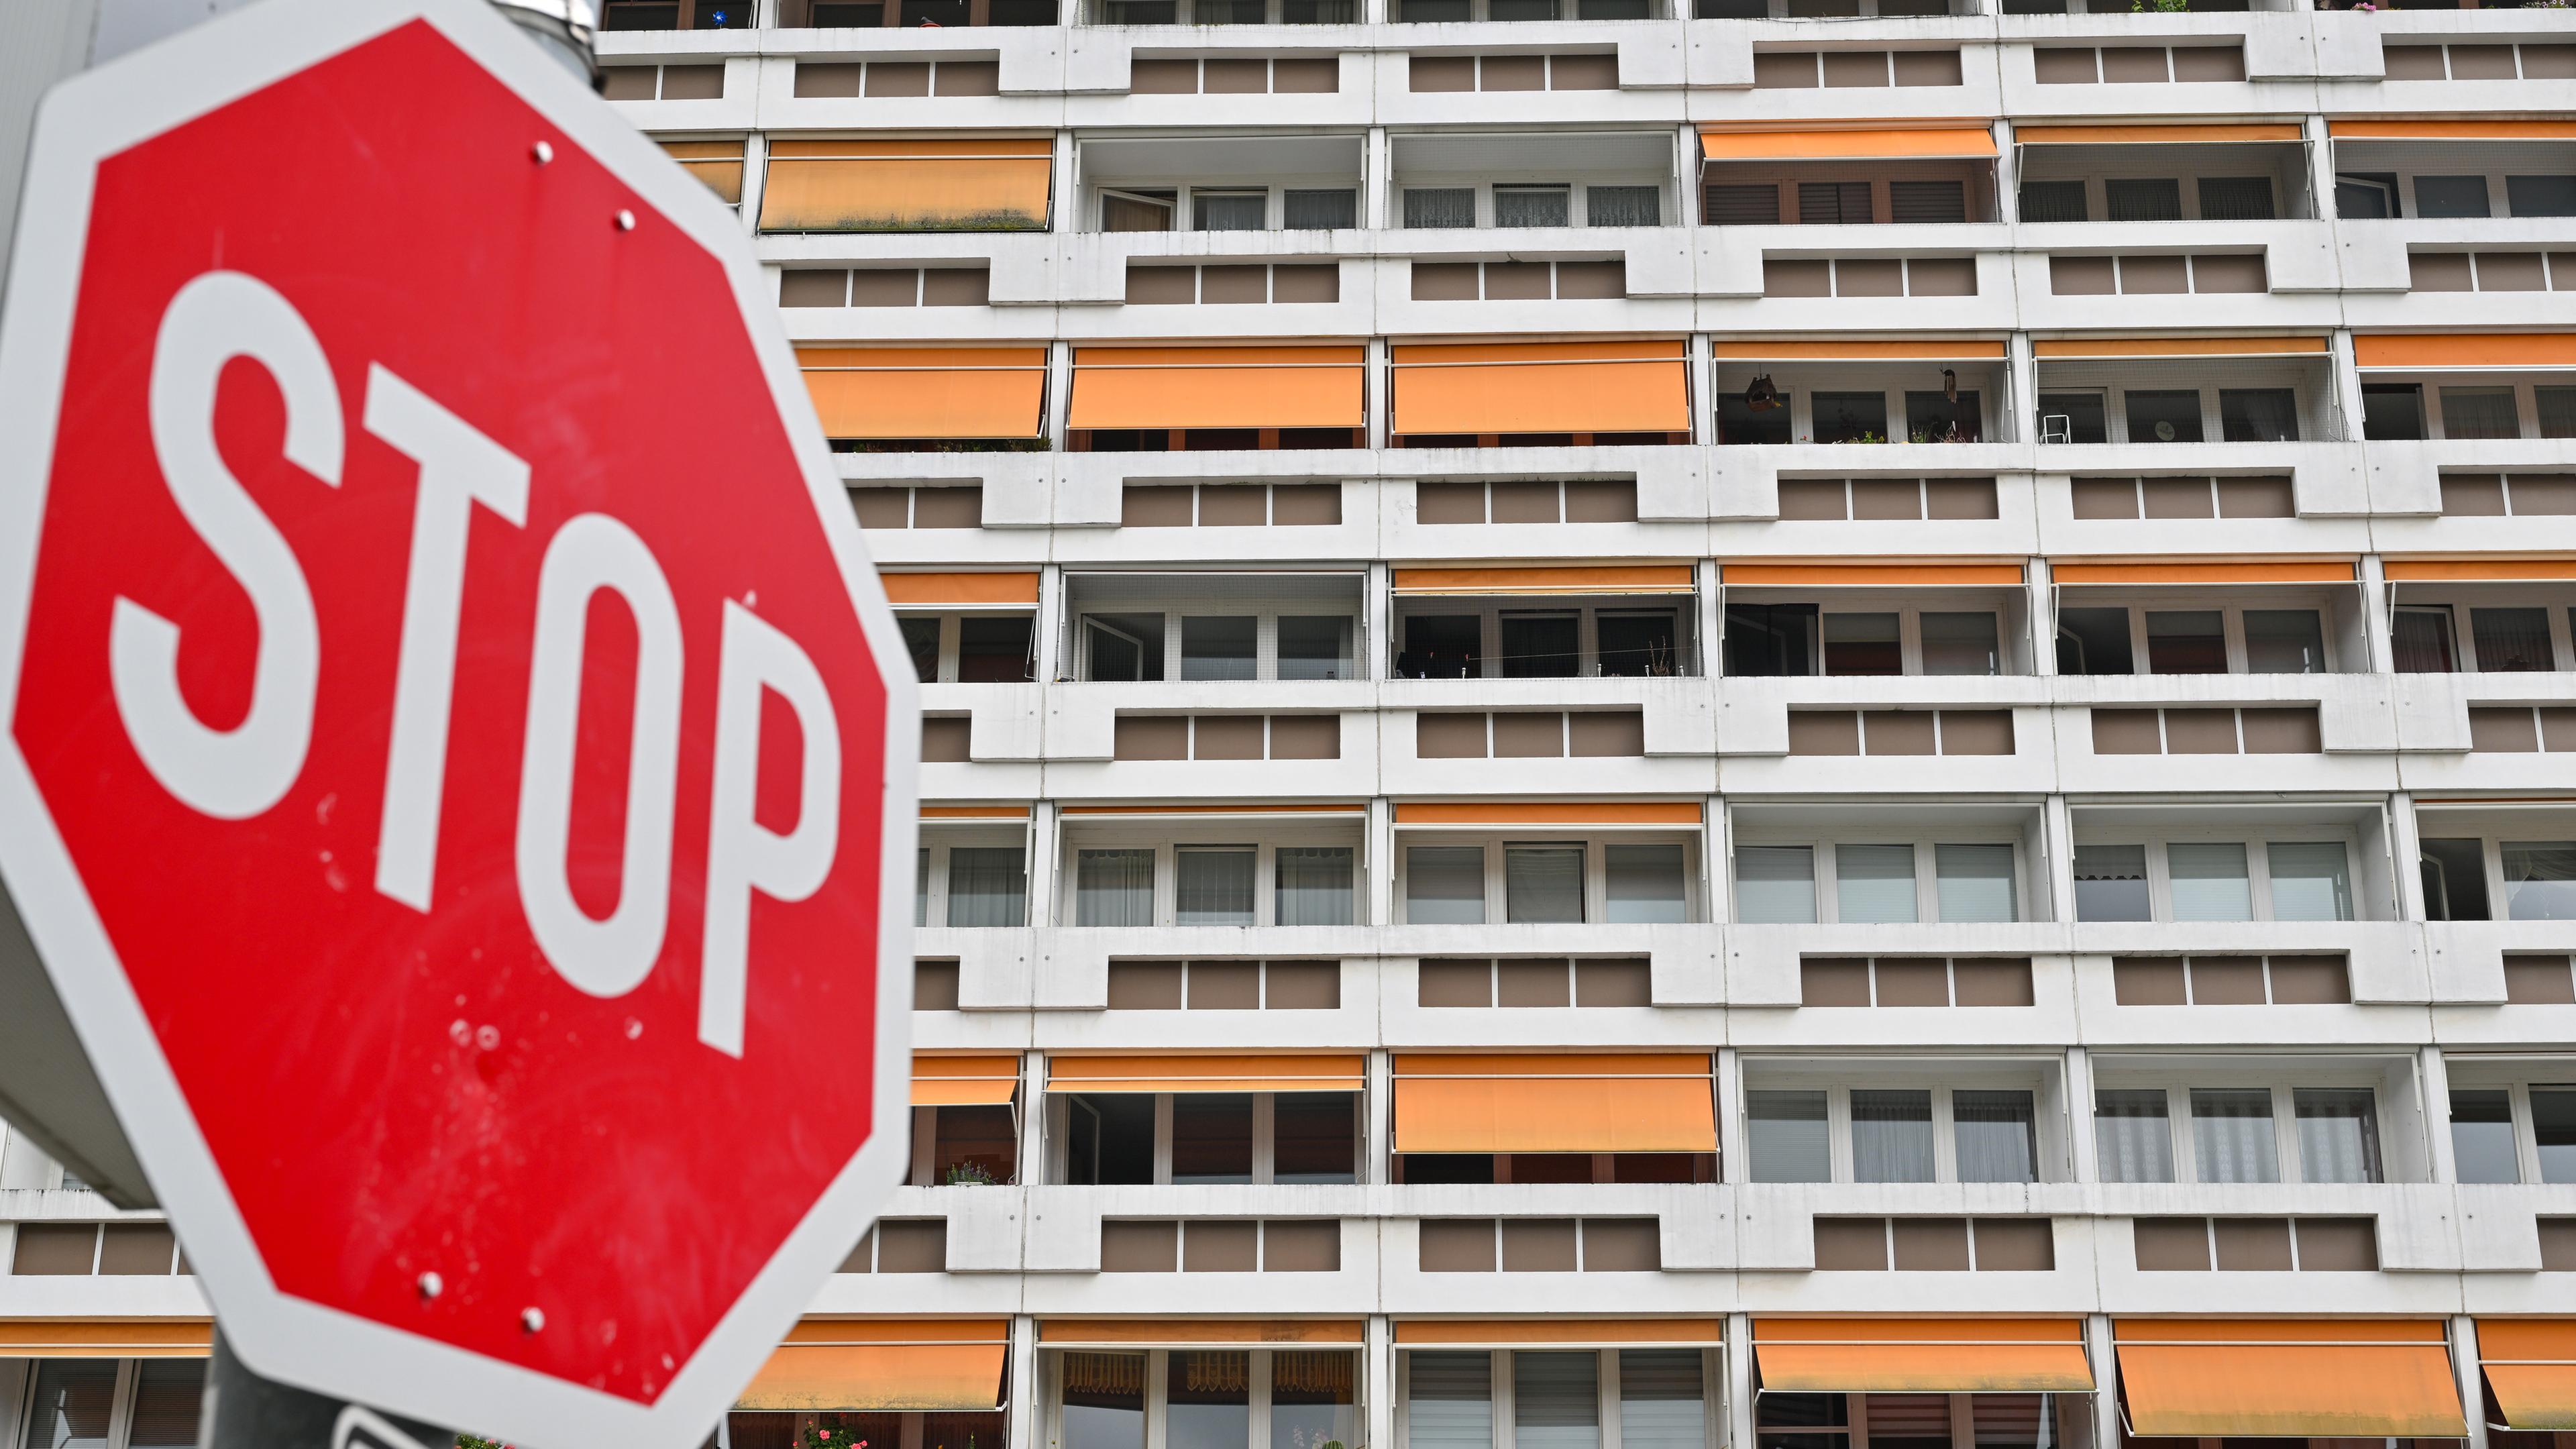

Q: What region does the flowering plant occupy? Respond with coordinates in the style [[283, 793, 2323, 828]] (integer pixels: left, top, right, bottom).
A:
[[455, 1438, 513, 1449], [801, 1423, 875, 1449]]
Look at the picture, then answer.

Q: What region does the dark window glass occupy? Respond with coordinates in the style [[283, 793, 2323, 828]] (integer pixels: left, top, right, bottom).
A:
[[2420, 838, 2491, 922], [1811, 391, 1889, 443], [1067, 1093, 1156, 1185], [2414, 175, 2491, 219], [1907, 389, 1979, 443], [2104, 177, 2184, 221], [2361, 384, 2425, 441], [1400, 614, 1482, 679], [2037, 392, 2106, 444], [1724, 602, 1817, 677], [1500, 612, 1581, 678], [1274, 1093, 1358, 1183], [2471, 608, 2555, 672], [1063, 1353, 1148, 1449], [2334, 172, 2397, 218], [902, 617, 941, 682], [1718, 390, 1794, 444], [2145, 610, 2228, 674], [2057, 606, 2133, 676], [959, 615, 1034, 682], [2506, 174, 2576, 218], [1598, 611, 1682, 678], [2019, 180, 2086, 223], [2390, 606, 2457, 673], [2218, 388, 2299, 442], [1171, 1093, 1254, 1183], [1822, 612, 1902, 676], [2197, 176, 2275, 220], [2125, 390, 2204, 443]]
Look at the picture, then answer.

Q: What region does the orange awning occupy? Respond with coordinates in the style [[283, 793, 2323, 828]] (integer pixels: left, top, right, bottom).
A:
[[1724, 563, 2022, 587], [2479, 1320, 2576, 1432], [2330, 119, 2576, 142], [2114, 1320, 2467, 1440], [2053, 560, 2354, 586], [798, 347, 1046, 441], [1046, 1055, 1366, 1093], [2385, 559, 2576, 583], [739, 1320, 1010, 1413], [760, 137, 1052, 231], [882, 572, 1042, 607], [1393, 1053, 1716, 1154], [1394, 801, 1703, 826], [1710, 339, 2007, 362], [0, 1321, 212, 1358], [661, 139, 745, 204], [1756, 1320, 2094, 1393], [1069, 346, 1364, 431], [1391, 341, 1690, 436], [1401, 1320, 1724, 1346], [915, 1055, 1019, 1106], [1701, 125, 1997, 160], [1391, 565, 1696, 596], [2017, 123, 2303, 145], [2354, 334, 2576, 371], [924, 804, 1032, 819], [1041, 1320, 1366, 1346], [2034, 336, 2328, 361]]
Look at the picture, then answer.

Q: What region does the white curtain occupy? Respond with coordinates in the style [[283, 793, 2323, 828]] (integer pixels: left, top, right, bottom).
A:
[[2190, 1088, 2279, 1183], [1585, 185, 1661, 227], [1505, 846, 1585, 924], [1077, 849, 1155, 926], [2094, 1089, 2176, 1184], [1953, 1089, 2039, 1183], [1176, 847, 1256, 926], [1851, 1089, 1935, 1183], [2505, 841, 2576, 920], [946, 847, 1027, 927], [1403, 188, 1476, 229], [1275, 847, 1354, 926], [2295, 1087, 2382, 1183]]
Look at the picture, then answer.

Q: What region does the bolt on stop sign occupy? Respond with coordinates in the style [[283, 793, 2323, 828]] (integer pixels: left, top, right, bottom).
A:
[[0, 0, 919, 1444]]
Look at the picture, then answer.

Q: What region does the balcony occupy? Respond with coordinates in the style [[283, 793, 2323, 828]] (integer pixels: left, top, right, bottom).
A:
[[1711, 350, 2010, 446], [2015, 123, 2315, 226], [1701, 124, 2000, 229], [1079, 133, 1362, 235], [2033, 336, 2343, 448], [1393, 130, 1674, 233]]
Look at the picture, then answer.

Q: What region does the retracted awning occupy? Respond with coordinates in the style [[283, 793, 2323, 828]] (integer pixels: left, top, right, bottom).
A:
[[2034, 336, 2328, 362], [914, 1055, 1020, 1106], [737, 1320, 1010, 1413], [2114, 1320, 2467, 1440], [1711, 339, 2007, 362], [1756, 1320, 2094, 1394], [2385, 559, 2576, 583], [2017, 123, 2303, 145], [1045, 1055, 1366, 1093], [2052, 560, 2355, 585], [1391, 341, 1691, 437], [1392, 1053, 1716, 1155], [1391, 565, 1696, 596], [2329, 119, 2576, 142], [798, 347, 1047, 440], [1723, 563, 2023, 587], [760, 137, 1053, 231], [1700, 125, 1998, 160], [0, 1321, 213, 1358], [1068, 345, 1366, 431], [881, 572, 1043, 607], [2479, 1320, 2576, 1432], [1401, 1320, 1724, 1346], [1040, 1320, 1366, 1346], [659, 139, 745, 203], [2353, 334, 2576, 371], [1393, 801, 1703, 826]]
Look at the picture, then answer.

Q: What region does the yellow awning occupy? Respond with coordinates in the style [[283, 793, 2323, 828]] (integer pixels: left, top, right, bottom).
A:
[[1068, 345, 1364, 431], [1045, 1055, 1366, 1093], [739, 1320, 1010, 1413], [2480, 1320, 2576, 1432], [1391, 565, 1696, 596], [1723, 563, 2023, 587], [1391, 341, 1691, 437], [2354, 333, 2576, 371], [760, 137, 1052, 231], [881, 572, 1042, 606], [797, 347, 1046, 441], [1701, 125, 1998, 160], [2114, 1320, 2467, 1440], [1392, 1054, 1715, 1154], [914, 1055, 1020, 1106], [1040, 1320, 1366, 1346], [1401, 1320, 1724, 1346], [1756, 1320, 2094, 1393], [2017, 123, 2303, 145], [0, 1321, 212, 1358], [2053, 560, 2355, 586], [660, 139, 745, 204], [2034, 336, 2328, 361]]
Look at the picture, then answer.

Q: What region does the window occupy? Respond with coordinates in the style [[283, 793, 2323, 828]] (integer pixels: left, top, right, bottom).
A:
[[2053, 603, 2336, 677], [2414, 174, 2490, 219], [898, 611, 1036, 683], [920, 841, 1029, 928], [1070, 580, 1364, 684], [1405, 839, 1699, 926], [1079, 849, 1157, 926], [1075, 840, 1358, 928], [1399, 600, 1694, 681], [1733, 839, 2020, 925], [1285, 189, 1358, 229], [1194, 189, 1269, 231], [1055, 1089, 1358, 1185], [1746, 1081, 2045, 1185], [1406, 188, 1477, 228], [1588, 185, 1661, 227], [1402, 1349, 1719, 1449], [2105, 177, 2182, 223], [1495, 185, 1572, 228], [1279, 617, 1354, 680], [2445, 1081, 2576, 1185], [1057, 1350, 1359, 1449], [2505, 842, 2576, 920], [1179, 847, 1258, 926], [2440, 386, 2520, 439], [1723, 601, 2015, 679], [17, 1360, 205, 1449], [2073, 837, 2357, 923], [2093, 1082, 2387, 1186]]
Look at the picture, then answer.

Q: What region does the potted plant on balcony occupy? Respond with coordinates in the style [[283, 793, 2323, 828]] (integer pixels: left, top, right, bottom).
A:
[[945, 1161, 1001, 1186]]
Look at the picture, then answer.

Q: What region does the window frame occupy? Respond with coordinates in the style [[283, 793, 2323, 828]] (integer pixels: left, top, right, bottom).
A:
[[1397, 833, 1704, 926], [1063, 821, 1367, 928], [1394, 1346, 1725, 1449], [1737, 1070, 2055, 1185], [1393, 597, 1700, 681], [1726, 834, 2028, 926], [2049, 590, 2346, 677], [2387, 586, 2576, 675], [9, 1357, 207, 1449], [1396, 174, 1676, 231], [1718, 590, 2021, 678], [1044, 1346, 1369, 1449], [898, 608, 1040, 684], [1046, 1089, 1366, 1186], [1073, 596, 1368, 684], [2068, 830, 2361, 924], [2440, 1065, 2576, 1187], [2086, 1075, 2396, 1186], [919, 829, 1034, 929]]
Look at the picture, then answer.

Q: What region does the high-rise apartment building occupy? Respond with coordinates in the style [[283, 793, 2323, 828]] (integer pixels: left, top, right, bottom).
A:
[[10, 0, 2576, 1445]]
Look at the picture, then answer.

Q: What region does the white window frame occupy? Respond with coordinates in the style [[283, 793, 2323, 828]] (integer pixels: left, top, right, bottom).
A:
[[2438, 1065, 2576, 1187], [2050, 590, 2346, 676], [2086, 1077, 2394, 1185], [1737, 1071, 2055, 1185], [2385, 586, 2576, 674], [922, 828, 1034, 929], [1395, 834, 1703, 926], [2070, 830, 2359, 924], [1393, 1346, 1726, 1449], [1726, 836, 2026, 926], [1044, 1346, 1371, 1449], [1074, 606, 1367, 684], [898, 608, 1040, 685], [1046, 1089, 1364, 1186], [1393, 598, 1700, 681], [7, 1358, 203, 1449], [1061, 822, 1368, 928]]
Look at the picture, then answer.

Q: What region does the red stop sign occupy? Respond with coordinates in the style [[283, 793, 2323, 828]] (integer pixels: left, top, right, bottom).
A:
[[0, 0, 918, 1443]]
